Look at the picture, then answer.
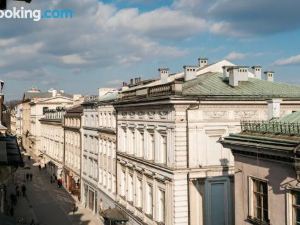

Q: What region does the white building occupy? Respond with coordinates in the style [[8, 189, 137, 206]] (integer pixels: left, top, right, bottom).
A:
[[25, 89, 74, 156], [40, 107, 65, 178], [63, 105, 83, 200], [81, 89, 119, 221], [10, 103, 23, 138], [113, 58, 300, 225]]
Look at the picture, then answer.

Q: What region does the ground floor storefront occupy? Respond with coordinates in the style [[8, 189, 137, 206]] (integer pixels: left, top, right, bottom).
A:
[[63, 168, 80, 201]]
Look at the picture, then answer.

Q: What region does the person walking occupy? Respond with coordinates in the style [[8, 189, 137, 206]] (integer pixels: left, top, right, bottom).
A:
[[29, 173, 33, 181], [21, 184, 26, 197], [15, 185, 20, 197], [26, 173, 29, 182]]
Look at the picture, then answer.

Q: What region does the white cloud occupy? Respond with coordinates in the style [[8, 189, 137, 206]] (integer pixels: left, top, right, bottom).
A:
[[274, 54, 300, 66], [225, 51, 247, 61], [60, 54, 88, 65]]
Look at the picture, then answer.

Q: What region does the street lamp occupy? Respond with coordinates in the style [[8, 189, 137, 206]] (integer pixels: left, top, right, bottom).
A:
[[0, 0, 32, 10]]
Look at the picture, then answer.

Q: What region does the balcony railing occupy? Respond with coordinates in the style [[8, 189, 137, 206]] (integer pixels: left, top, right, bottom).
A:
[[241, 120, 300, 136], [121, 81, 183, 100]]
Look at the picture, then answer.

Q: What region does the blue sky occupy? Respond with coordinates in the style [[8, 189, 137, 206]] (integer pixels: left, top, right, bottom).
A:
[[1, 0, 300, 100]]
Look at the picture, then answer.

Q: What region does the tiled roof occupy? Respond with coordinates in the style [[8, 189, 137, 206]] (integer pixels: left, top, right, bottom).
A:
[[278, 111, 300, 123], [98, 91, 118, 102], [182, 72, 300, 99], [23, 92, 72, 101]]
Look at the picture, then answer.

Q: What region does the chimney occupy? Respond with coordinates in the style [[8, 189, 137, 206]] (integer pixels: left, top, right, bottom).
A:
[[222, 66, 231, 80], [198, 57, 208, 68], [264, 71, 274, 82], [267, 99, 282, 120], [158, 68, 169, 84], [134, 77, 141, 84], [251, 66, 262, 79], [184, 65, 198, 81], [229, 66, 249, 87], [52, 89, 57, 97]]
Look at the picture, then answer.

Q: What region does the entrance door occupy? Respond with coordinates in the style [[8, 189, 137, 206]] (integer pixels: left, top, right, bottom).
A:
[[205, 177, 232, 225]]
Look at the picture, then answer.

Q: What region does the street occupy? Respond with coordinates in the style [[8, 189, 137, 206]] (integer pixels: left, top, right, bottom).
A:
[[10, 157, 102, 225]]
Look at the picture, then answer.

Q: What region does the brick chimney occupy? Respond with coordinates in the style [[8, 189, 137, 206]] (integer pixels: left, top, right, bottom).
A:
[[198, 57, 208, 68], [158, 68, 169, 84], [264, 71, 274, 82], [184, 65, 198, 81], [229, 66, 249, 87]]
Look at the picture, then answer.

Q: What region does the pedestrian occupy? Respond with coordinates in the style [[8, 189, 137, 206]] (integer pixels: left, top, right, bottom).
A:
[[26, 173, 29, 182], [38, 165, 41, 171], [30, 219, 35, 225], [29, 173, 33, 181], [21, 184, 26, 197], [50, 176, 53, 183], [15, 185, 20, 197]]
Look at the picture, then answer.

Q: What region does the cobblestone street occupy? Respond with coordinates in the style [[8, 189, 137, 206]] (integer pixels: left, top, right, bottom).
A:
[[9, 157, 102, 225]]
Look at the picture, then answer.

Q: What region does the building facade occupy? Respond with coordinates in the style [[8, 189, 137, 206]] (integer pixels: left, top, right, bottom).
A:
[[81, 90, 118, 221], [21, 88, 75, 156], [221, 113, 300, 225], [113, 58, 300, 225], [63, 105, 83, 200], [40, 107, 65, 179], [81, 96, 99, 215]]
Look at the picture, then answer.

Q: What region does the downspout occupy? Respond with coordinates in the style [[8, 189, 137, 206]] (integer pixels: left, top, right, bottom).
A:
[[186, 100, 200, 225]]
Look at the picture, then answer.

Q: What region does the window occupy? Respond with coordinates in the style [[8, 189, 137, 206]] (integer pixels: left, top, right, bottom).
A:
[[120, 170, 126, 197], [136, 178, 143, 209], [148, 132, 155, 160], [249, 178, 269, 224], [160, 134, 167, 164], [158, 189, 166, 223], [146, 183, 153, 217], [127, 174, 134, 203], [292, 190, 300, 225]]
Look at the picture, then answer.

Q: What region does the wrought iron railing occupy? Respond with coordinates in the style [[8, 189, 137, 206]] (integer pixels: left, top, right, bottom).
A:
[[241, 120, 300, 136]]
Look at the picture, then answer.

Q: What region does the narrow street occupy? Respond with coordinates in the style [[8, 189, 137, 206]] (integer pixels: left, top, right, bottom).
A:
[[10, 156, 102, 225]]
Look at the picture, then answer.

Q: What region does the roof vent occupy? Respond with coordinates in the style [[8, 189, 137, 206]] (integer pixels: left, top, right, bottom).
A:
[[264, 71, 274, 82], [251, 66, 262, 79], [229, 66, 249, 87], [183, 65, 198, 81], [198, 57, 208, 68], [158, 68, 169, 84]]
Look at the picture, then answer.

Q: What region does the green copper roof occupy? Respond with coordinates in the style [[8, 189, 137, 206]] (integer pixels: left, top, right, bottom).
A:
[[182, 72, 300, 98], [278, 111, 300, 123]]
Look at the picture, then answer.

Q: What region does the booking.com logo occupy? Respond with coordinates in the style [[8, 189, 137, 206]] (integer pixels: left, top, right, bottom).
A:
[[0, 7, 73, 21]]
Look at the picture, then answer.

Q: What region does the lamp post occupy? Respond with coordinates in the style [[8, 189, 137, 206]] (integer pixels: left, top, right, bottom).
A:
[[0, 0, 32, 10]]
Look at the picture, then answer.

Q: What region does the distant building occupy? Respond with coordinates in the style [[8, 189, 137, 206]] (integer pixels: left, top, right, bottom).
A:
[[221, 112, 300, 225], [63, 105, 83, 200], [21, 88, 76, 156]]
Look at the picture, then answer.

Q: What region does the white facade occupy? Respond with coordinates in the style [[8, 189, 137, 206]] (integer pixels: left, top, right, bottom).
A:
[[29, 94, 74, 156], [114, 58, 300, 225], [81, 92, 118, 218], [40, 108, 65, 178]]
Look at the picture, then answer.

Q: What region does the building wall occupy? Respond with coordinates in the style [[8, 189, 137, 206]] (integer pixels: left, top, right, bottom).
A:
[[234, 154, 298, 225], [41, 121, 64, 177], [116, 104, 187, 225]]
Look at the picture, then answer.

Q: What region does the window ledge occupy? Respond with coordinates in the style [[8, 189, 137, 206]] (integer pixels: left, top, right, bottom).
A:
[[247, 216, 270, 225]]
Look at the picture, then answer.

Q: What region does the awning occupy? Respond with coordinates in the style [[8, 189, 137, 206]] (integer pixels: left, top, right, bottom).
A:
[[0, 136, 24, 167], [101, 208, 129, 222]]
